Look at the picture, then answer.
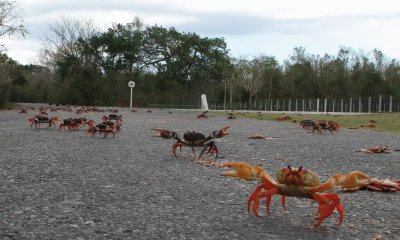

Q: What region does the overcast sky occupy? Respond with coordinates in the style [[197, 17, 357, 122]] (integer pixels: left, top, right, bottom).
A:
[[3, 0, 400, 65]]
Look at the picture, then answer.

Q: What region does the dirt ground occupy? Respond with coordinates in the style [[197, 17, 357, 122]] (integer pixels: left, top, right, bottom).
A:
[[1, 105, 399, 240]]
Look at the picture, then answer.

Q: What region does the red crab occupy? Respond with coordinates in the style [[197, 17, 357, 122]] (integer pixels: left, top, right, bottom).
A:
[[151, 126, 230, 158]]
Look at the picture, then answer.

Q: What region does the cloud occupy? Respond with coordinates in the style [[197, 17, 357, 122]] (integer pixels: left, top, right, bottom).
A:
[[4, 0, 400, 64]]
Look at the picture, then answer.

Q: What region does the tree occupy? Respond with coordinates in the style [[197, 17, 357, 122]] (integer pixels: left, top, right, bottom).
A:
[[141, 25, 229, 104], [0, 0, 27, 107], [0, 52, 17, 107], [235, 55, 270, 109], [39, 16, 98, 71], [38, 17, 102, 105], [0, 0, 27, 42]]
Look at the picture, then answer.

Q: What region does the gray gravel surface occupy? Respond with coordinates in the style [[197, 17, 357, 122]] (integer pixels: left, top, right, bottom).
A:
[[1, 106, 400, 240]]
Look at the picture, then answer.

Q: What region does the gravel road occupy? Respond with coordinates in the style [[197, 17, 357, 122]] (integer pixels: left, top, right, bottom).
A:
[[1, 106, 399, 240]]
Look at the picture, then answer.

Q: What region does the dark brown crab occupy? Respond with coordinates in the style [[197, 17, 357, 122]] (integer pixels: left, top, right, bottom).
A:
[[151, 126, 230, 158]]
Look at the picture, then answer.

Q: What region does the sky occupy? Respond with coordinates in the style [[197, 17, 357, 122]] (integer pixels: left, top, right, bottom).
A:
[[2, 0, 400, 65]]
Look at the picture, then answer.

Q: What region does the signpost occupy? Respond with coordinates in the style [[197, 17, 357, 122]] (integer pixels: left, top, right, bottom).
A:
[[128, 81, 135, 109]]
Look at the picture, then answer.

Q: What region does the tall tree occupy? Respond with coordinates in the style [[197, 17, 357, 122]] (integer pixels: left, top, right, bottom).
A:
[[0, 0, 27, 42], [235, 55, 270, 109], [0, 52, 17, 106], [0, 0, 27, 107]]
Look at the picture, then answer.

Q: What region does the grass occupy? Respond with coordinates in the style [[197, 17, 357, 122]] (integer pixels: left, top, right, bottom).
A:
[[215, 111, 400, 133]]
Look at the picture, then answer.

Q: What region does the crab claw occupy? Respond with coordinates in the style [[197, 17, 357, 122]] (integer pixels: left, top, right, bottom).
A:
[[212, 126, 230, 138], [314, 193, 344, 227], [172, 143, 184, 157], [151, 128, 177, 139]]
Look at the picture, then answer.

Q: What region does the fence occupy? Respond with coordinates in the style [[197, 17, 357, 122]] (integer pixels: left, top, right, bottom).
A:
[[210, 95, 400, 113]]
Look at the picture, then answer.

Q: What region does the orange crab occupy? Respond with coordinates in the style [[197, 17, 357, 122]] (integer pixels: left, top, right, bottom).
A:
[[219, 162, 266, 181], [247, 166, 375, 227]]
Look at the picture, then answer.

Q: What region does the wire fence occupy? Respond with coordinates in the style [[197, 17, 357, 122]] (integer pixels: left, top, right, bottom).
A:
[[210, 95, 400, 113]]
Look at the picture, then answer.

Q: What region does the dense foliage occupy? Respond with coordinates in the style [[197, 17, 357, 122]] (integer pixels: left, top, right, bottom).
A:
[[1, 17, 400, 109]]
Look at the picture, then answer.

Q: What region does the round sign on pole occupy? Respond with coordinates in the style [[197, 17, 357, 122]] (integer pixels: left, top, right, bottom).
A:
[[128, 81, 135, 109], [128, 81, 135, 88]]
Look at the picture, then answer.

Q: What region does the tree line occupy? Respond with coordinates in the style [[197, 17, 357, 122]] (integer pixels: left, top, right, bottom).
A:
[[1, 14, 400, 109]]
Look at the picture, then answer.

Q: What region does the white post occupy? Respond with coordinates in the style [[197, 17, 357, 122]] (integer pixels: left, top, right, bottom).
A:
[[316, 98, 320, 112], [201, 94, 209, 111], [324, 98, 327, 112], [340, 99, 343, 112], [368, 97, 371, 113], [389, 95, 393, 112], [128, 81, 135, 109], [349, 97, 352, 112], [223, 81, 227, 110], [130, 87, 133, 109], [378, 95, 382, 112]]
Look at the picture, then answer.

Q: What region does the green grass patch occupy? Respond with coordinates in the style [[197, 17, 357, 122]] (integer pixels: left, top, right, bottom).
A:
[[215, 111, 400, 133]]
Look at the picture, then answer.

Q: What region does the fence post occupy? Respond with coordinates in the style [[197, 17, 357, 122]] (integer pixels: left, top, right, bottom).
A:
[[368, 97, 371, 113], [332, 99, 335, 112], [302, 99, 305, 111], [358, 97, 362, 113], [316, 98, 320, 112], [288, 99, 292, 111], [295, 99, 298, 112], [378, 95, 382, 112], [324, 98, 327, 112], [349, 97, 352, 112], [340, 99, 344, 112], [389, 95, 393, 112], [270, 99, 273, 111]]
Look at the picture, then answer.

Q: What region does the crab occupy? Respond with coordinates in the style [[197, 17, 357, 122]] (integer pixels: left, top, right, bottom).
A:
[[363, 178, 400, 192], [151, 126, 230, 159], [86, 123, 116, 138], [358, 146, 392, 154], [27, 115, 59, 128], [248, 134, 267, 139], [197, 112, 209, 119], [59, 117, 91, 131], [246, 166, 383, 227], [102, 114, 122, 124]]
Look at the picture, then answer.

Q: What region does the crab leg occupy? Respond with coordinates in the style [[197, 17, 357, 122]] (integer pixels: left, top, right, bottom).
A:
[[172, 143, 184, 157], [313, 193, 344, 227], [247, 182, 282, 217], [199, 141, 218, 158], [310, 171, 370, 192]]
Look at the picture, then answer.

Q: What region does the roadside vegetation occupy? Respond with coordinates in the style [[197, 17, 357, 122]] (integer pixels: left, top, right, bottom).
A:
[[217, 111, 400, 133]]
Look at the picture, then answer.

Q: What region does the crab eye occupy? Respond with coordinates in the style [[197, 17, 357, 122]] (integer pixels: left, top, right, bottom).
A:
[[298, 166, 303, 171], [287, 165, 292, 170]]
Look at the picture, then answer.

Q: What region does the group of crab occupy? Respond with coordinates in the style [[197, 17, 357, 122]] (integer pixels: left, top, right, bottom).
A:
[[86, 114, 123, 138], [151, 120, 399, 228], [300, 119, 340, 134], [26, 108, 122, 139]]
